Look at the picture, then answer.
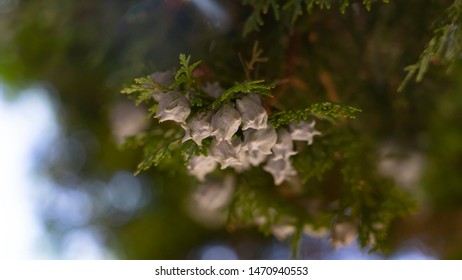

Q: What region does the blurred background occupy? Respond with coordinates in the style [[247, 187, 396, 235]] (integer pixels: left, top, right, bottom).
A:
[[1, 0, 461, 259]]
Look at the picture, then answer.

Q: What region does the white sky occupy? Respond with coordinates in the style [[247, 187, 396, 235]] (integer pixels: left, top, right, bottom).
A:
[[0, 85, 57, 259]]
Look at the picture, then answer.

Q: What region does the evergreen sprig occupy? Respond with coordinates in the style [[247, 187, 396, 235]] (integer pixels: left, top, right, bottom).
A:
[[171, 54, 202, 91], [269, 102, 361, 128], [211, 80, 274, 109], [123, 129, 183, 175], [399, 0, 462, 91], [121, 54, 205, 110], [242, 0, 281, 35], [243, 0, 390, 35], [123, 127, 210, 175], [121, 76, 160, 105]]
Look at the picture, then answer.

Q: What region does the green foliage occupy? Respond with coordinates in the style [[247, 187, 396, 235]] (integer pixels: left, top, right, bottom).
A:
[[269, 102, 361, 128], [122, 129, 182, 175], [228, 173, 300, 235], [339, 137, 416, 251], [121, 54, 206, 112], [242, 0, 390, 35], [181, 138, 210, 161], [242, 0, 281, 35], [225, 127, 415, 254], [121, 54, 275, 111], [171, 54, 202, 91], [293, 140, 335, 183], [290, 128, 415, 252], [123, 128, 209, 175], [399, 0, 462, 91], [211, 80, 274, 109], [121, 76, 161, 105]]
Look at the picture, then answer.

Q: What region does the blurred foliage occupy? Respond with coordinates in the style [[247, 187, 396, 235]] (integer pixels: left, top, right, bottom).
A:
[[241, 0, 390, 35], [399, 0, 462, 91], [1, 0, 462, 259]]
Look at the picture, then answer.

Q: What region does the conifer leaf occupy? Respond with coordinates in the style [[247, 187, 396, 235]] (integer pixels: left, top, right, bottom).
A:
[[269, 102, 361, 128], [121, 75, 161, 105], [122, 129, 183, 175], [171, 54, 201, 90], [243, 0, 390, 35], [399, 0, 462, 92], [179, 54, 201, 78], [211, 80, 274, 109]]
